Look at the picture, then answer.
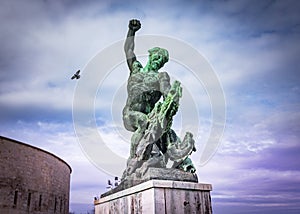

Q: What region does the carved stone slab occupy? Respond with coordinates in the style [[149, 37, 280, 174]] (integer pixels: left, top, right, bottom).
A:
[[95, 179, 212, 214]]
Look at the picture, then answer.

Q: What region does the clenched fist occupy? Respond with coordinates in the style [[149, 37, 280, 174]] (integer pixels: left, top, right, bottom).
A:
[[128, 19, 141, 32]]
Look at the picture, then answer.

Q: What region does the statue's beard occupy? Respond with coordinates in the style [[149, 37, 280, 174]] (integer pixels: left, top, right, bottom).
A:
[[151, 61, 160, 70]]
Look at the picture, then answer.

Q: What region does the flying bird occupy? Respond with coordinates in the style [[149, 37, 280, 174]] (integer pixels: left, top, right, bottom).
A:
[[71, 70, 80, 80]]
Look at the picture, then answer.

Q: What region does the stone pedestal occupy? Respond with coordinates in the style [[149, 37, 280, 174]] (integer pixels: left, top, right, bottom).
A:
[[94, 180, 212, 214]]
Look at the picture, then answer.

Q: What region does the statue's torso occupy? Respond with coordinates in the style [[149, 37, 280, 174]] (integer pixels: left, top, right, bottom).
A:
[[126, 69, 162, 113], [128, 70, 160, 92]]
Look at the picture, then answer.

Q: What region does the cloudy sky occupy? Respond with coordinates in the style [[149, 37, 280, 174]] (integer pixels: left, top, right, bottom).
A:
[[1, 0, 300, 213]]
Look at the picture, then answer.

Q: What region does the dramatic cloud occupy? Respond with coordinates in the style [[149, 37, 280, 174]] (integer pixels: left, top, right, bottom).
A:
[[1, 0, 300, 213]]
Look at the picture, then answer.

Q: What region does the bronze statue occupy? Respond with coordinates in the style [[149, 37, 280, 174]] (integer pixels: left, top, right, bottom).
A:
[[121, 19, 197, 184]]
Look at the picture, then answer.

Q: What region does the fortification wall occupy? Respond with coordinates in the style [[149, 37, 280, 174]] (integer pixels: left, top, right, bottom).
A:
[[0, 136, 72, 214]]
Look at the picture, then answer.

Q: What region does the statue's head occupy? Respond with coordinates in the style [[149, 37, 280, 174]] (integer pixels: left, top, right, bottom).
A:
[[148, 47, 169, 71]]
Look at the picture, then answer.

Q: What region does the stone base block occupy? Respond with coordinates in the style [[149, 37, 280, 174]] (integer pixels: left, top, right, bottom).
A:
[[101, 167, 198, 198], [94, 180, 212, 214]]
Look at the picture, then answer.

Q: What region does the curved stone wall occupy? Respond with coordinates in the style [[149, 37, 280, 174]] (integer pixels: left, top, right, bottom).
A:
[[0, 136, 72, 214]]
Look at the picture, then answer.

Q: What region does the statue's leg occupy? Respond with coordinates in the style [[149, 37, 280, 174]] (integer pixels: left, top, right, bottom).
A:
[[130, 132, 143, 158], [123, 108, 149, 158], [129, 112, 149, 158], [137, 149, 165, 176], [122, 107, 137, 132]]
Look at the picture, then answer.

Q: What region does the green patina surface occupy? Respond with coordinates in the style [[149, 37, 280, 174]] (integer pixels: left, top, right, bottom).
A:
[[121, 19, 197, 182]]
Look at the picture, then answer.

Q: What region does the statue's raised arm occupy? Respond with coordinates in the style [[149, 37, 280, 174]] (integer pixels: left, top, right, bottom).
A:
[[124, 19, 141, 73]]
